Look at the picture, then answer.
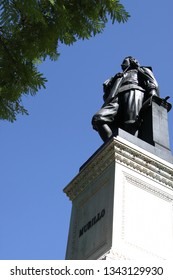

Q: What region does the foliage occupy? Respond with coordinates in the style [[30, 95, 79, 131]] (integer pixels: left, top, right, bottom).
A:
[[0, 0, 129, 121]]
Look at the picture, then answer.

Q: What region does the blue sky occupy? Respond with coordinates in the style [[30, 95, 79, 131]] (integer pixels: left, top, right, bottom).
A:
[[0, 0, 173, 260]]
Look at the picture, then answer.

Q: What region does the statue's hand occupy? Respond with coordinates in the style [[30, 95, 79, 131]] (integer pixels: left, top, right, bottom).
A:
[[149, 89, 157, 96]]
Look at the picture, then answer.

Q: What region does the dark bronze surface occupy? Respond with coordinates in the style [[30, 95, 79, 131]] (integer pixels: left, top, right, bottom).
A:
[[92, 56, 161, 142]]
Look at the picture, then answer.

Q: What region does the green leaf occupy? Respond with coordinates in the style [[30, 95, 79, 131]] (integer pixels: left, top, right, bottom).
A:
[[0, 0, 129, 122]]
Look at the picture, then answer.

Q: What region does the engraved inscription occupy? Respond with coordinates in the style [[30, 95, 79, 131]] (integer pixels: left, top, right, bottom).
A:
[[79, 209, 105, 238]]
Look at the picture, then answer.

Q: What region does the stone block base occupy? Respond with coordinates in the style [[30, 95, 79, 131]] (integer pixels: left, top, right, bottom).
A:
[[64, 135, 173, 259]]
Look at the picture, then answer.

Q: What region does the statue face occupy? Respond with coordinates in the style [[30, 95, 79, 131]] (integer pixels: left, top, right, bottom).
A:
[[121, 58, 130, 71]]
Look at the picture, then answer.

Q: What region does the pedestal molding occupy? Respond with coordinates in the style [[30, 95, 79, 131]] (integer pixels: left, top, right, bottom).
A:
[[64, 138, 173, 201]]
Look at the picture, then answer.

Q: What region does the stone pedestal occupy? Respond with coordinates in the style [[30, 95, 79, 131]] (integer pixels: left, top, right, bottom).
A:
[[64, 133, 173, 260]]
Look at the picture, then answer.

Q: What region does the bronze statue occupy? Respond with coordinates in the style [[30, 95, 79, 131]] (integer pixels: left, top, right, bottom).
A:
[[92, 56, 160, 141]]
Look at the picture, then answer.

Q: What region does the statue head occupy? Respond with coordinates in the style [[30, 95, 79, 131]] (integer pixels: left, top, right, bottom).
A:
[[121, 56, 140, 71]]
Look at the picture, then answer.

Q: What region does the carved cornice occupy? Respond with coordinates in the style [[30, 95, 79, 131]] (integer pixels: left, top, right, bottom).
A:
[[64, 137, 173, 201], [113, 139, 173, 187], [64, 139, 115, 200]]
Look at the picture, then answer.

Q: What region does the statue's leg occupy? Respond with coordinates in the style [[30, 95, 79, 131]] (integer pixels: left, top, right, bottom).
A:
[[96, 123, 113, 142], [92, 98, 119, 141], [120, 90, 144, 135]]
